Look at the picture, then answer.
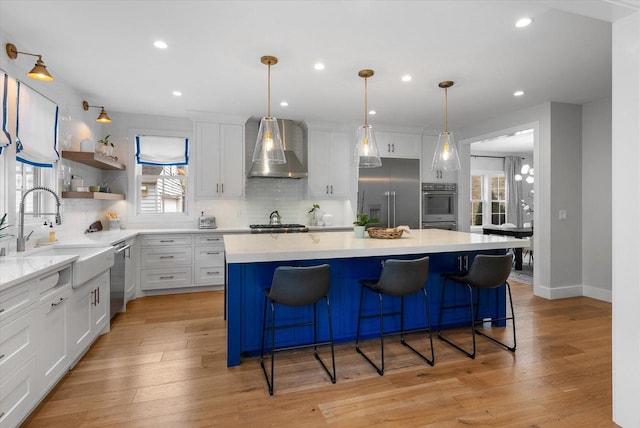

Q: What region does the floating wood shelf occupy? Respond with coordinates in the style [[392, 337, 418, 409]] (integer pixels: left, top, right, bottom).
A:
[[61, 151, 125, 170], [62, 191, 125, 200]]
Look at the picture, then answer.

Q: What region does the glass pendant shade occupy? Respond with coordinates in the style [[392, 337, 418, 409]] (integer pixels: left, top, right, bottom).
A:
[[354, 124, 382, 168], [432, 131, 461, 171], [252, 116, 286, 164]]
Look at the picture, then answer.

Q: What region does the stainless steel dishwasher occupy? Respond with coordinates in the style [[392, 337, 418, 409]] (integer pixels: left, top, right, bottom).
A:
[[110, 240, 131, 319]]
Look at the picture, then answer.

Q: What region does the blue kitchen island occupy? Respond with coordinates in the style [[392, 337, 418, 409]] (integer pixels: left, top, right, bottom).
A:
[[223, 229, 528, 367]]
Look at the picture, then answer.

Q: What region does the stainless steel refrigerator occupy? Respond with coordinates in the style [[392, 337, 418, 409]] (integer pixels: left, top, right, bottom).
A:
[[357, 157, 421, 229]]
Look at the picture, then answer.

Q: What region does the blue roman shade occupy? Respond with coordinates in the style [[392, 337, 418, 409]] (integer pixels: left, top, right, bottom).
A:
[[15, 81, 59, 167], [0, 73, 12, 154], [135, 135, 189, 166]]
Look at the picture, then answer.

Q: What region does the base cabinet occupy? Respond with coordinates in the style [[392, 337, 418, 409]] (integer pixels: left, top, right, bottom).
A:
[[0, 357, 38, 428], [37, 286, 72, 397], [68, 271, 110, 358]]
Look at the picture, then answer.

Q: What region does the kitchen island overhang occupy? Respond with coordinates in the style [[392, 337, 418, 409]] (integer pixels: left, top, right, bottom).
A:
[[224, 230, 528, 367]]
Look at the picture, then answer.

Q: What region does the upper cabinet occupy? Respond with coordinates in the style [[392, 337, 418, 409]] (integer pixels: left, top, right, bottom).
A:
[[195, 121, 245, 198], [375, 130, 421, 159], [422, 134, 458, 182], [307, 127, 350, 198]]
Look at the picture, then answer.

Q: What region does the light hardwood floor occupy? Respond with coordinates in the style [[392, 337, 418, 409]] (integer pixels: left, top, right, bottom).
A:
[[22, 280, 616, 427]]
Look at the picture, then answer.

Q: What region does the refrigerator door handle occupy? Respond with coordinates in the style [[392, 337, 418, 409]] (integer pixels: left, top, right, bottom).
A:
[[391, 191, 396, 227]]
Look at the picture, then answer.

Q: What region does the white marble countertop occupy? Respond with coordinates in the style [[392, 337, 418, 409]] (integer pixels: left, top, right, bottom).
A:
[[0, 255, 78, 291], [224, 229, 530, 263]]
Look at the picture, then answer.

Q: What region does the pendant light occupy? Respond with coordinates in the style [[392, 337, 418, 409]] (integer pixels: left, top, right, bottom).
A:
[[432, 81, 461, 171], [354, 69, 381, 168], [252, 55, 286, 165]]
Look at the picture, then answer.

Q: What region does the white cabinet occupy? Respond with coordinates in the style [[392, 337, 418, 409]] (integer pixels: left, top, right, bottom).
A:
[[195, 122, 245, 198], [69, 271, 109, 359], [139, 235, 194, 290], [308, 129, 350, 198], [0, 280, 39, 428], [422, 134, 458, 182], [193, 235, 225, 286], [376, 130, 421, 158], [37, 284, 72, 397]]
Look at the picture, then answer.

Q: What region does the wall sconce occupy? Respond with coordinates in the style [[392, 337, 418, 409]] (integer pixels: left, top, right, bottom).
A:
[[82, 101, 112, 123], [5, 43, 54, 82]]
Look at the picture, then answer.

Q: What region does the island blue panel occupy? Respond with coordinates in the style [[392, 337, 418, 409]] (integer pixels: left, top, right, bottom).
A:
[[227, 249, 506, 366]]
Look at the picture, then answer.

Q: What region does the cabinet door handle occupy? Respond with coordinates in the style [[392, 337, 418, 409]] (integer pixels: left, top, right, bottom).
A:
[[0, 308, 4, 314], [216, 183, 219, 193], [221, 183, 224, 193], [91, 290, 96, 306], [206, 251, 221, 255], [330, 185, 333, 194], [97, 286, 100, 304], [159, 239, 174, 243], [392, 143, 395, 152], [326, 185, 329, 194], [51, 297, 67, 307], [206, 238, 221, 241], [0, 353, 5, 359], [464, 255, 469, 271], [160, 255, 175, 259], [206, 271, 220, 275], [160, 275, 174, 280], [457, 256, 463, 271]]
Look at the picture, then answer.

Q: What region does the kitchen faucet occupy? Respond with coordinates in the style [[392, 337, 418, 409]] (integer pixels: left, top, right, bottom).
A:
[[17, 186, 62, 252]]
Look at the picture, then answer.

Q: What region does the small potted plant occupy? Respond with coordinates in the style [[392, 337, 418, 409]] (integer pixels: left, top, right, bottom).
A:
[[97, 135, 114, 156], [353, 213, 379, 238], [0, 213, 13, 256], [308, 203, 322, 225]]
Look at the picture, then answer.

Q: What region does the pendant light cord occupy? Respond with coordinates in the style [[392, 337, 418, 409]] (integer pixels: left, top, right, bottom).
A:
[[364, 77, 368, 127], [267, 63, 271, 118], [444, 86, 448, 133]]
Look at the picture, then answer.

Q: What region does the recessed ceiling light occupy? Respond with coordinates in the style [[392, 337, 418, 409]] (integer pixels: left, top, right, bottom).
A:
[[172, 90, 182, 96], [154, 40, 168, 49], [513, 90, 524, 97], [402, 75, 412, 82], [280, 101, 288, 107], [515, 17, 533, 28], [314, 63, 325, 71], [368, 110, 376, 115]]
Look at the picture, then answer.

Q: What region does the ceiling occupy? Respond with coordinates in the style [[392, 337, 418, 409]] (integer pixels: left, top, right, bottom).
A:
[[0, 1, 634, 135]]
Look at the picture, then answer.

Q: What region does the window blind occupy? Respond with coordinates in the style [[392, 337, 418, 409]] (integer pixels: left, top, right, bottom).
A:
[[1, 73, 12, 153], [15, 81, 59, 167], [135, 135, 189, 166]]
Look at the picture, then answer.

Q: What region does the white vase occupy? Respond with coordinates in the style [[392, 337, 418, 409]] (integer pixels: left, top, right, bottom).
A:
[[354, 225, 365, 238]]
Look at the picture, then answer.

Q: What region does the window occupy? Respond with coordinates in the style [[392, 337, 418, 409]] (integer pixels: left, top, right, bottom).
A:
[[137, 164, 187, 214], [134, 134, 190, 217], [470, 173, 506, 227]]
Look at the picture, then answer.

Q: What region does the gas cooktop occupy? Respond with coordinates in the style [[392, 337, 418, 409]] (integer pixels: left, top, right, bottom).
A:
[[249, 224, 309, 234]]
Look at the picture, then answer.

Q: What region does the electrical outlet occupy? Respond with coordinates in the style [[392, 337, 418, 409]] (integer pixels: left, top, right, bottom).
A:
[[559, 210, 567, 220]]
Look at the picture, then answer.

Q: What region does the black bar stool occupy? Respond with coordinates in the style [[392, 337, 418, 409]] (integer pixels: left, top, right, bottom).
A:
[[260, 264, 336, 395], [355, 256, 435, 375], [437, 254, 516, 359]]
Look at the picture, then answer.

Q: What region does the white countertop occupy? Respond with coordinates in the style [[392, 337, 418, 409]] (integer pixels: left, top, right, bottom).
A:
[[224, 229, 530, 263], [0, 255, 78, 290]]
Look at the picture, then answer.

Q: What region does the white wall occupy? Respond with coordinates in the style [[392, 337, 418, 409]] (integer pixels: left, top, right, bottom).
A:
[[612, 10, 640, 427], [582, 97, 612, 301]]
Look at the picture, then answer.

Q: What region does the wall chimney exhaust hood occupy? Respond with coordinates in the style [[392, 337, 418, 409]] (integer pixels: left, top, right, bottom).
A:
[[248, 119, 308, 179]]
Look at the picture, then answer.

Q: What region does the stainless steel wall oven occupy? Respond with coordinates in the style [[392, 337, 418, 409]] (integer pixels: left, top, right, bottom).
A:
[[422, 182, 457, 230]]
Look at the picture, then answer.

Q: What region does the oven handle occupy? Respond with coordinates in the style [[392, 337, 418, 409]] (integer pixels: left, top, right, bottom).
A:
[[423, 191, 457, 195]]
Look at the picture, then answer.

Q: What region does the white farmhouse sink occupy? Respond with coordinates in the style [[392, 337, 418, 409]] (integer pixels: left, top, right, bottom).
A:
[[22, 246, 115, 288]]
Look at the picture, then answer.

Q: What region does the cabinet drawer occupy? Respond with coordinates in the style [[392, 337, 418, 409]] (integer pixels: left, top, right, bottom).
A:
[[140, 247, 192, 267], [194, 245, 225, 262], [195, 235, 224, 246], [0, 280, 37, 325], [140, 235, 192, 247], [0, 308, 37, 380], [194, 262, 225, 286], [140, 267, 193, 290], [0, 357, 37, 428]]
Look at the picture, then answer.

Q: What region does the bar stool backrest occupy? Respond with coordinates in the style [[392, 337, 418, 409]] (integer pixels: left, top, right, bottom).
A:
[[269, 264, 331, 307], [463, 255, 512, 288], [375, 256, 430, 297]]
